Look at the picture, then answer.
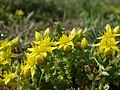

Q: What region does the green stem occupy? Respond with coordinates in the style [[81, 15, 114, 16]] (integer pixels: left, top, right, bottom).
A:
[[38, 69, 44, 88], [17, 62, 21, 90], [91, 75, 95, 90]]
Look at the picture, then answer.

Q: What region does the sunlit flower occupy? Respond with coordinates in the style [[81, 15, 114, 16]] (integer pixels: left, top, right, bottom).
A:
[[3, 72, 17, 85], [16, 9, 24, 16], [0, 38, 19, 65], [57, 28, 76, 49], [25, 31, 58, 78], [28, 36, 57, 57], [93, 24, 120, 56], [97, 24, 120, 39], [58, 34, 74, 49], [26, 31, 58, 78]]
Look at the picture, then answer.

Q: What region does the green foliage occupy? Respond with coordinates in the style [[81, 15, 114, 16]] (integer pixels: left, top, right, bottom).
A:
[[0, 0, 120, 90], [0, 23, 120, 90]]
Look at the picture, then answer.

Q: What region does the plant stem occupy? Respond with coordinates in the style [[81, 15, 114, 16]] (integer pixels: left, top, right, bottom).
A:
[[38, 69, 44, 88], [91, 75, 95, 90]]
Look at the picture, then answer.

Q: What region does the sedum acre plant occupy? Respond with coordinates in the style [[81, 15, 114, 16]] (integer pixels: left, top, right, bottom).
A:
[[0, 23, 120, 90]]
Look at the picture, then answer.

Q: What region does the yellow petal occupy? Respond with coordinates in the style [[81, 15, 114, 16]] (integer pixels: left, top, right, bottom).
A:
[[92, 43, 100, 46], [35, 31, 42, 41], [111, 46, 119, 51], [104, 47, 113, 56], [28, 48, 34, 51], [8, 37, 19, 46], [10, 53, 19, 57], [31, 66, 36, 78], [44, 27, 51, 35], [58, 44, 64, 49], [113, 26, 120, 34], [41, 52, 47, 57], [45, 47, 57, 53], [50, 42, 59, 46], [106, 24, 112, 32], [67, 41, 74, 46], [70, 28, 76, 35]]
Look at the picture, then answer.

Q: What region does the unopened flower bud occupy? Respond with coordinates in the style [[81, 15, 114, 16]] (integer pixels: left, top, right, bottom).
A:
[[77, 29, 83, 36], [24, 68, 31, 77], [104, 47, 113, 56], [44, 27, 51, 35], [81, 37, 88, 49], [63, 45, 70, 52], [35, 31, 42, 41], [75, 42, 81, 48], [113, 26, 120, 34], [36, 55, 44, 64]]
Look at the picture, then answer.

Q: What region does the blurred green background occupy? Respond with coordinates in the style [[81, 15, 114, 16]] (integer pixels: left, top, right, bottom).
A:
[[0, 0, 120, 41]]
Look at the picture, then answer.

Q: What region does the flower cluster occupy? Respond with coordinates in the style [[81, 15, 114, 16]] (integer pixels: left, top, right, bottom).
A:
[[94, 24, 120, 56], [16, 9, 24, 16], [0, 37, 19, 85], [0, 37, 19, 65], [1, 24, 120, 90]]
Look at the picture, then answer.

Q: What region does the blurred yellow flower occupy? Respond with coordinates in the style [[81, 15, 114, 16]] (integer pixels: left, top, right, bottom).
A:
[[16, 9, 24, 16], [77, 29, 83, 36], [0, 38, 19, 65], [3, 72, 17, 85]]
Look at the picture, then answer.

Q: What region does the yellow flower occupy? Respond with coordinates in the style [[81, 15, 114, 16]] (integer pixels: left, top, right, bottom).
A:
[[93, 24, 120, 56], [21, 62, 35, 78], [26, 31, 58, 70], [58, 34, 74, 49], [98, 24, 120, 39], [16, 9, 24, 16], [20, 59, 36, 78], [3, 72, 17, 85], [28, 36, 57, 57], [0, 39, 9, 50], [0, 38, 19, 65], [0, 37, 19, 50]]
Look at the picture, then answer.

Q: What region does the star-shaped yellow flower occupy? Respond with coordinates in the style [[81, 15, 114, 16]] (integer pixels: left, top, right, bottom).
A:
[[93, 24, 120, 56]]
